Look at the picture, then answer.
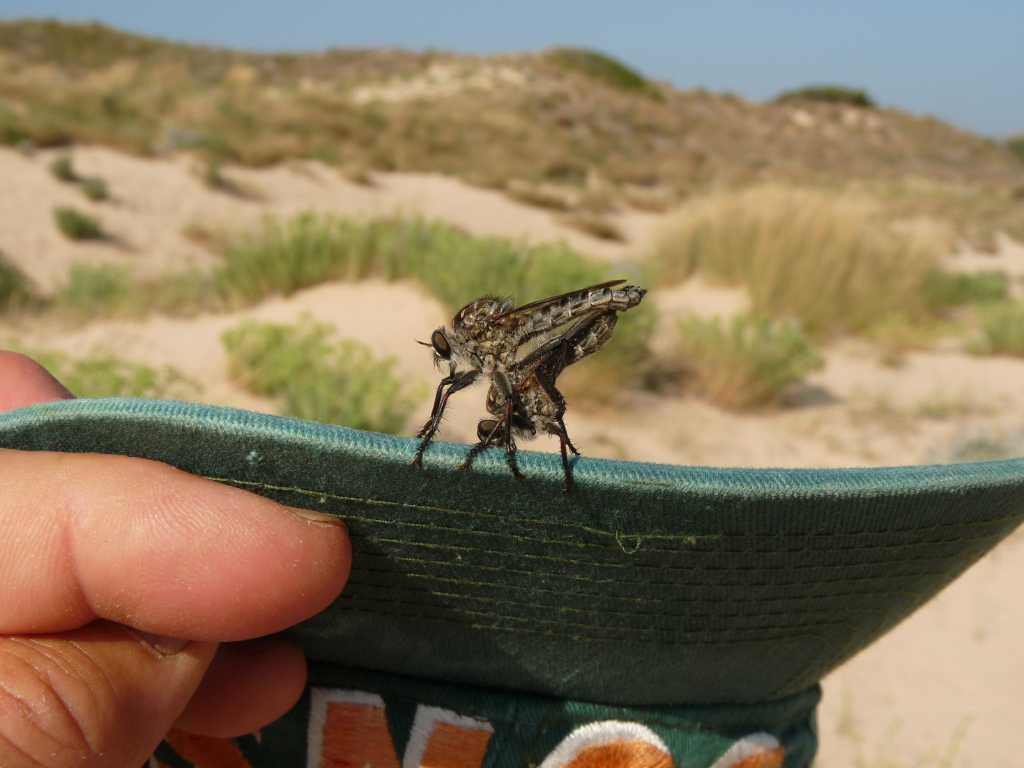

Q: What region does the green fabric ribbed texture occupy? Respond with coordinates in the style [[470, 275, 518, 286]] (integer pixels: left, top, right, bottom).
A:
[[1, 397, 1021, 707]]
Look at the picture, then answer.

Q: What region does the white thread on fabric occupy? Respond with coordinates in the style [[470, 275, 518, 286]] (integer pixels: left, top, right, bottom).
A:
[[402, 704, 494, 768], [538, 720, 670, 768], [709, 732, 782, 767], [306, 688, 387, 768]]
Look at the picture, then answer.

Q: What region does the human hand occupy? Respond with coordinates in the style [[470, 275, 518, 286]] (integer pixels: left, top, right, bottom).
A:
[[0, 351, 351, 767]]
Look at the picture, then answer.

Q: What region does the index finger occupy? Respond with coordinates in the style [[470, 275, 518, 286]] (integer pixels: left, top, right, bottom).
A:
[[0, 448, 350, 640]]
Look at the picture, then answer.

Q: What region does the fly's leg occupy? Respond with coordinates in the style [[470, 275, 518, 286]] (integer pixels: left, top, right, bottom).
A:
[[416, 363, 456, 438], [412, 368, 479, 468], [548, 423, 576, 494], [556, 415, 581, 456], [459, 418, 503, 472], [503, 397, 525, 480]]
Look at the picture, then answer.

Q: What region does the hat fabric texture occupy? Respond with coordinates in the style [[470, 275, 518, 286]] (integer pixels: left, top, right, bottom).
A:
[[1, 398, 1021, 767]]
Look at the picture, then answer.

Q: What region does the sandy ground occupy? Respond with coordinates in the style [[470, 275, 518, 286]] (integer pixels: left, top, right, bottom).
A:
[[1, 146, 1022, 765]]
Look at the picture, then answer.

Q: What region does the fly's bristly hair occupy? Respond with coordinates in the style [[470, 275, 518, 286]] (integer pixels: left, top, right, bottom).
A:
[[411, 280, 647, 492]]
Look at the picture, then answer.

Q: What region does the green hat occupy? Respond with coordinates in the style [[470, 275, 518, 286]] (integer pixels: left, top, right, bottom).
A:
[[2, 398, 1021, 767]]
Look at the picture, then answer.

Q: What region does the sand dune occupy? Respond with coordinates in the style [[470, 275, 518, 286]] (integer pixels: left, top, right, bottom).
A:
[[1, 145, 1021, 766]]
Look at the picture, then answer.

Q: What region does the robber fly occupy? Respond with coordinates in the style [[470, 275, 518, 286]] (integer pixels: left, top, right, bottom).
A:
[[461, 310, 623, 492], [412, 280, 646, 491]]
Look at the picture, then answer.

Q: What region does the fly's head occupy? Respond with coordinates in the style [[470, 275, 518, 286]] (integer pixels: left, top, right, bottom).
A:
[[418, 327, 456, 370]]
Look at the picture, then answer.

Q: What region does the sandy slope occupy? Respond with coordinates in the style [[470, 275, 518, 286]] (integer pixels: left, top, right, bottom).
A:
[[1, 146, 1022, 766]]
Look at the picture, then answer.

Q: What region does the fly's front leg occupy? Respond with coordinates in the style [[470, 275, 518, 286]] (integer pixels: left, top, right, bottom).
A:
[[556, 415, 580, 456], [412, 367, 479, 468], [416, 362, 457, 438]]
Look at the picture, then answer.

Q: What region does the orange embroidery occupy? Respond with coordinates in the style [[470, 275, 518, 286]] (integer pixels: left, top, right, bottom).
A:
[[564, 740, 674, 768], [164, 730, 252, 768], [320, 701, 400, 768], [419, 721, 493, 767], [728, 748, 784, 768]]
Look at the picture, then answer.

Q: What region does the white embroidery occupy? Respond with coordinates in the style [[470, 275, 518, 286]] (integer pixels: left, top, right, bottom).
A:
[[306, 688, 387, 768], [538, 721, 670, 768], [710, 732, 781, 768], [403, 704, 494, 768]]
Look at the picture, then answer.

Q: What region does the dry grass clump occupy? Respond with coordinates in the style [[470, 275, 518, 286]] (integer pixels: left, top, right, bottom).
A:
[[651, 185, 944, 337], [675, 313, 823, 410], [560, 211, 625, 241], [504, 180, 574, 211]]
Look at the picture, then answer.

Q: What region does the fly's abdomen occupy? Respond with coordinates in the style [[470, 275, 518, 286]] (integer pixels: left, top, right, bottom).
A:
[[521, 285, 646, 337]]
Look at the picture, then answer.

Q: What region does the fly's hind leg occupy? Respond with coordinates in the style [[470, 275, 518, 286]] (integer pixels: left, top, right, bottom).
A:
[[547, 423, 576, 494], [459, 417, 503, 472]]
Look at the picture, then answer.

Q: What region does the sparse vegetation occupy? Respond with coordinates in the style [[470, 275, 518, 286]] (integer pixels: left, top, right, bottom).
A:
[[545, 47, 661, 99], [7, 344, 199, 399], [560, 211, 625, 241], [775, 85, 875, 108], [52, 263, 134, 316], [675, 313, 823, 410], [222, 317, 422, 433], [971, 302, 1024, 356], [49, 153, 78, 182], [80, 176, 109, 201], [652, 185, 942, 337], [0, 252, 35, 311], [1008, 135, 1024, 163], [2, 19, 1020, 237], [921, 269, 1009, 310], [53, 206, 105, 240]]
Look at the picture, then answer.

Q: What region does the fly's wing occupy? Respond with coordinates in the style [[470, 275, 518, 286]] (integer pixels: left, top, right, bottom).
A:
[[512, 311, 620, 382]]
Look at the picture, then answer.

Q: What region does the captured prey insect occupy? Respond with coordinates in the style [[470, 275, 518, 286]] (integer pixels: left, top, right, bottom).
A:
[[411, 280, 647, 491]]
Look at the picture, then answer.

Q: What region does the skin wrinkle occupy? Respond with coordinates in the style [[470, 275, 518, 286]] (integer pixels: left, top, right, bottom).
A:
[[2, 639, 98, 757], [0, 646, 76, 763]]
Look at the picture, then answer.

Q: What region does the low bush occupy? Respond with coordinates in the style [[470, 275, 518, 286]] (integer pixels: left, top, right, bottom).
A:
[[81, 176, 109, 201], [222, 317, 422, 433], [54, 206, 104, 240], [775, 85, 875, 108], [971, 302, 1024, 356], [545, 47, 661, 99], [10, 345, 199, 399], [0, 253, 35, 311], [675, 313, 823, 409], [49, 153, 78, 182]]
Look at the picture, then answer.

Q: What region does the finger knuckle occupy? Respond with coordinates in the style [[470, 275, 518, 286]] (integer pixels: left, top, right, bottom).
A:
[[0, 638, 119, 767]]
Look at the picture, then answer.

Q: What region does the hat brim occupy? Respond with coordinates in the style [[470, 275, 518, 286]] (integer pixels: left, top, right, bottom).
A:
[[2, 397, 1021, 706]]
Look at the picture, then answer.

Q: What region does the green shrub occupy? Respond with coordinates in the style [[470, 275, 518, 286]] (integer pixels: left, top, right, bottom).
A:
[[972, 303, 1024, 356], [545, 47, 661, 98], [676, 313, 823, 409], [921, 269, 1009, 310], [53, 263, 133, 316], [1008, 135, 1024, 163], [81, 176, 109, 201], [775, 85, 875, 108], [54, 206, 104, 240], [8, 345, 199, 399], [0, 252, 35, 311], [222, 317, 422, 433], [49, 153, 78, 182]]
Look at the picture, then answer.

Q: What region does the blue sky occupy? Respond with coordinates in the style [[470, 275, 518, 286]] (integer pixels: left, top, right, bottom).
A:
[[2, 1, 1021, 136]]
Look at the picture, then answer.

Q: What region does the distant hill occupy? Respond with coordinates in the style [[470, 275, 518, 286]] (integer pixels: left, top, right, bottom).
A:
[[1, 19, 1021, 222]]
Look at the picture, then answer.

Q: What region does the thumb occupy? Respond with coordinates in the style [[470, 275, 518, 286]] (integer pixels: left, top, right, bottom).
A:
[[0, 622, 217, 768]]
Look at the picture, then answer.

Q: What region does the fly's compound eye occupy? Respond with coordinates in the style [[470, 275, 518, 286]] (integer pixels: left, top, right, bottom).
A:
[[477, 419, 504, 442], [431, 329, 452, 360]]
